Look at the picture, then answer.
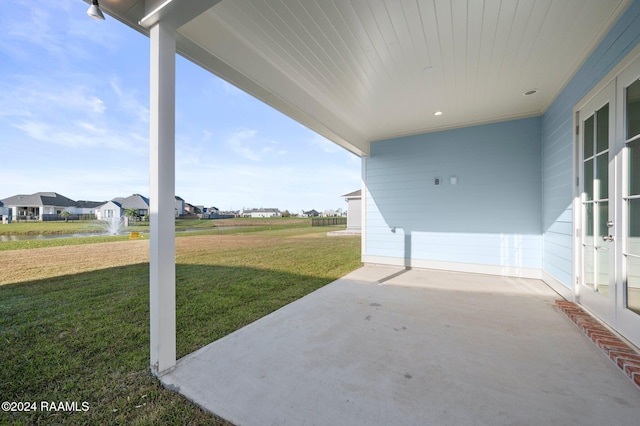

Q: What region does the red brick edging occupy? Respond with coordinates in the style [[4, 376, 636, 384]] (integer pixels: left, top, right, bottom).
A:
[[555, 300, 640, 389]]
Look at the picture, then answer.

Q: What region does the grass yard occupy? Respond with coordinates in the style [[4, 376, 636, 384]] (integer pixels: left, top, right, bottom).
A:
[[0, 225, 361, 425]]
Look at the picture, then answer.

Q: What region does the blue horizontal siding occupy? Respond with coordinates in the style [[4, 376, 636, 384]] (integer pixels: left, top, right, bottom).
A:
[[366, 117, 542, 271], [541, 0, 640, 288]]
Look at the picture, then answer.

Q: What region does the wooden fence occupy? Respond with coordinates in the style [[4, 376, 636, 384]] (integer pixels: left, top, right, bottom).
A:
[[311, 217, 347, 226]]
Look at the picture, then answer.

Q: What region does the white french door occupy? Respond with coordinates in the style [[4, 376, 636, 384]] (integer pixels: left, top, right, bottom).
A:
[[577, 57, 640, 348], [578, 82, 615, 324], [616, 58, 640, 346]]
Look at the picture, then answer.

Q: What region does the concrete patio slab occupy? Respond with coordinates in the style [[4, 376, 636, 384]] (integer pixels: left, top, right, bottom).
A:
[[160, 266, 640, 425]]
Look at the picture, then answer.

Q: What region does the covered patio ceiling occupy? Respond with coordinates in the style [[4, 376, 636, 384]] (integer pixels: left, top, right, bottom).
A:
[[89, 0, 629, 157]]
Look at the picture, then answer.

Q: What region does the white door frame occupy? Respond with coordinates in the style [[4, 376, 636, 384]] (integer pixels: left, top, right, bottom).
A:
[[614, 57, 640, 346], [575, 81, 616, 324], [573, 44, 640, 349]]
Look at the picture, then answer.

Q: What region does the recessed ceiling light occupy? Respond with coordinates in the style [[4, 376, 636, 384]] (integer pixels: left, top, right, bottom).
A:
[[434, 111, 443, 116], [523, 89, 539, 96]]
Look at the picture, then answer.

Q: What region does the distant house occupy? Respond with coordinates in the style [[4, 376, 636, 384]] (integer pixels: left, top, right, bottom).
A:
[[75, 200, 105, 216], [0, 201, 7, 220], [96, 201, 123, 220], [175, 196, 185, 218], [242, 208, 281, 218], [1, 192, 82, 220], [114, 194, 150, 217], [217, 210, 240, 218], [184, 203, 201, 215], [96, 194, 150, 220], [302, 209, 320, 217], [341, 190, 362, 231]]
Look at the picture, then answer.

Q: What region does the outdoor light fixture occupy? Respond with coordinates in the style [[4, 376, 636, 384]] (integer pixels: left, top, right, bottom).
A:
[[87, 0, 105, 20]]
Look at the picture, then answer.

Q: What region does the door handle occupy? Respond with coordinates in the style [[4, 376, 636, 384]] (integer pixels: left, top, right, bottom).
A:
[[602, 235, 614, 242]]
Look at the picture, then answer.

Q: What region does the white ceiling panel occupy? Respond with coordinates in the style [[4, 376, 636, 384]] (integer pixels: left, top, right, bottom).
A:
[[94, 0, 631, 156]]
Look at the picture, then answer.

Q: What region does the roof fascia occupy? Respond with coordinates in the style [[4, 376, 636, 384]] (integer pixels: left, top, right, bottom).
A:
[[139, 0, 223, 30]]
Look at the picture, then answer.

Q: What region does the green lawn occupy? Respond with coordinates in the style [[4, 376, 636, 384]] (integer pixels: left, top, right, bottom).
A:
[[0, 226, 361, 425]]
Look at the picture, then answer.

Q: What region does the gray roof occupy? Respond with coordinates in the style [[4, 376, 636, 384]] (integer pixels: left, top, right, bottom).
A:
[[76, 200, 105, 209], [1, 192, 77, 207], [341, 189, 362, 199], [112, 194, 150, 210]]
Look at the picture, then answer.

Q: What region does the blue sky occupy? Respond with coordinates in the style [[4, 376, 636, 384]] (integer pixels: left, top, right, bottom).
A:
[[0, 0, 361, 213]]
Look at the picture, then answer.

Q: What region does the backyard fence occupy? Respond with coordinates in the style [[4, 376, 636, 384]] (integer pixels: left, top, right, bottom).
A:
[[41, 214, 97, 222], [311, 217, 347, 226]]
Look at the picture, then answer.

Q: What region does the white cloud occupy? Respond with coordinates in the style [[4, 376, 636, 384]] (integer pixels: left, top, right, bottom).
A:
[[0, 77, 148, 153], [110, 80, 149, 123], [309, 134, 342, 154], [225, 129, 278, 162], [0, 81, 106, 117], [0, 1, 121, 61]]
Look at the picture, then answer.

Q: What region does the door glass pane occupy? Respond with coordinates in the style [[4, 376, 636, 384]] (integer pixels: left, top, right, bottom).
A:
[[627, 78, 640, 140], [598, 201, 609, 239], [628, 200, 640, 313], [584, 115, 594, 158], [597, 104, 609, 153], [629, 199, 640, 254], [630, 140, 640, 196], [585, 159, 594, 201], [596, 247, 609, 296], [596, 154, 608, 199], [627, 256, 640, 314], [585, 203, 594, 239], [584, 245, 595, 290]]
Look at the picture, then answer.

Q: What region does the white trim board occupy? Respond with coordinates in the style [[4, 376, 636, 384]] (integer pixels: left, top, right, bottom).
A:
[[362, 256, 575, 300], [362, 255, 543, 280]]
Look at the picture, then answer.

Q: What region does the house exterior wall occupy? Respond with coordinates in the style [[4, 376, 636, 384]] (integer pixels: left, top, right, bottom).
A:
[[246, 211, 280, 218], [96, 202, 123, 220], [346, 198, 361, 230], [175, 199, 185, 217], [541, 0, 640, 289], [364, 117, 542, 277]]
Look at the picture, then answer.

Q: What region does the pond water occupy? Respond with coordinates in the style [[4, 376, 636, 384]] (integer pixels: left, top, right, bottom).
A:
[[0, 227, 242, 242], [0, 232, 131, 242]]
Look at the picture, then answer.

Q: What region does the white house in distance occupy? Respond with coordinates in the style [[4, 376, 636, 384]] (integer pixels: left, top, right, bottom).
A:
[[98, 0, 640, 383], [96, 194, 150, 220], [0, 201, 7, 223], [341, 190, 362, 232], [96, 200, 123, 220], [174, 196, 185, 217], [0, 192, 102, 220], [241, 208, 281, 218]]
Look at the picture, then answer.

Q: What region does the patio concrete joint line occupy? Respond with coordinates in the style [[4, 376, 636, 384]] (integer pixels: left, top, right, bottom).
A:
[[555, 300, 640, 389]]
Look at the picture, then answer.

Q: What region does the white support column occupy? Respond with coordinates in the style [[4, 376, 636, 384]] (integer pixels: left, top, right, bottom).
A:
[[149, 22, 176, 376], [361, 156, 367, 261]]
